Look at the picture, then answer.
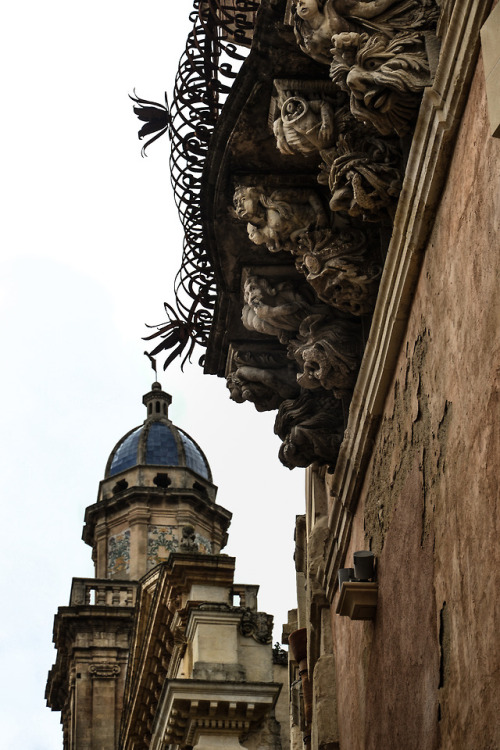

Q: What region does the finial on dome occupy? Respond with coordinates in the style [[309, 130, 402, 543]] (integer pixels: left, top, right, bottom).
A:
[[144, 350, 158, 380], [142, 383, 172, 421]]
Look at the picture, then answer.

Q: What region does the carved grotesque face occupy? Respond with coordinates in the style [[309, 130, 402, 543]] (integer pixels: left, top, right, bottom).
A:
[[295, 0, 320, 21], [330, 32, 430, 136], [243, 276, 271, 308], [226, 374, 245, 403], [297, 347, 330, 390]]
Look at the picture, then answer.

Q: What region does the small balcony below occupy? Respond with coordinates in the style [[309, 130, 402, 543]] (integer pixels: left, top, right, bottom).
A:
[[69, 577, 138, 608]]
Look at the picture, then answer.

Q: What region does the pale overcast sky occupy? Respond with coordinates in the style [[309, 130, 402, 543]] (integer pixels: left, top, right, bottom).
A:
[[0, 2, 304, 747]]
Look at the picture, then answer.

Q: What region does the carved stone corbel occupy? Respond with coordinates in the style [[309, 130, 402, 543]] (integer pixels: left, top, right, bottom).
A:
[[319, 129, 403, 221], [329, 30, 433, 136], [274, 389, 345, 470], [241, 275, 331, 344], [233, 184, 329, 254], [271, 80, 339, 157], [226, 348, 300, 412], [294, 228, 381, 315], [290, 313, 361, 397]]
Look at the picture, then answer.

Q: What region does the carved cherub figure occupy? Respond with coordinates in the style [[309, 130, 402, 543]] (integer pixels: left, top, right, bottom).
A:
[[233, 185, 328, 253], [242, 276, 329, 343], [273, 95, 336, 156], [292, 0, 404, 65]]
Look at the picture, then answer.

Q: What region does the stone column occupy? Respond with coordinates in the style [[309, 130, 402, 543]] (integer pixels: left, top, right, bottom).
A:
[[95, 522, 108, 579]]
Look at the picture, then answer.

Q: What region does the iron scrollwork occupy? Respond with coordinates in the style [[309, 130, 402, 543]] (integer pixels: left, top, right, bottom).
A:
[[134, 1, 260, 368]]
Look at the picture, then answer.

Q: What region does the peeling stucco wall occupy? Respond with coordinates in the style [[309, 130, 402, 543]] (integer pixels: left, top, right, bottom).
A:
[[328, 51, 500, 750]]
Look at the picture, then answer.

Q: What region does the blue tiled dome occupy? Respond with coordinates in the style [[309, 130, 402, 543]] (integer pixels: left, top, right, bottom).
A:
[[105, 384, 212, 481]]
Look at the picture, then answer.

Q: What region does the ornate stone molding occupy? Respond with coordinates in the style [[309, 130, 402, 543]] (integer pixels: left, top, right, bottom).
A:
[[294, 228, 381, 315], [239, 609, 274, 644], [89, 663, 120, 679], [150, 680, 281, 750]]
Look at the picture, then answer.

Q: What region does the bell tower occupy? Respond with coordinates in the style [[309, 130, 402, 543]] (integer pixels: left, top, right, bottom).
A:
[[46, 384, 234, 750]]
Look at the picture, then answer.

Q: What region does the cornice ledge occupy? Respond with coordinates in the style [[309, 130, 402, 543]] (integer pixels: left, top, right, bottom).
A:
[[323, 0, 492, 601], [151, 679, 282, 750]]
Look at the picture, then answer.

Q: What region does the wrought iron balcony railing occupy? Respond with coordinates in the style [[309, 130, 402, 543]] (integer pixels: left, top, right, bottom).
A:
[[136, 1, 260, 369]]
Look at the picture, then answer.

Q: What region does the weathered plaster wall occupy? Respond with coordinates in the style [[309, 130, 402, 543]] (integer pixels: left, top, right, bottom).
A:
[[329, 53, 500, 750]]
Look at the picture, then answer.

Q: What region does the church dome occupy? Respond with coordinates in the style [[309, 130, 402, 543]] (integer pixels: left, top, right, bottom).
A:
[[104, 383, 212, 482]]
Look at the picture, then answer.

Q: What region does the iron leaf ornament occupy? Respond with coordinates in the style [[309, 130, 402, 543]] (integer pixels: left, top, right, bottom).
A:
[[129, 90, 171, 156]]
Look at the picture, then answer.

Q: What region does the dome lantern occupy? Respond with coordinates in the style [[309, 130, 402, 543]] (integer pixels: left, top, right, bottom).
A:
[[142, 381, 172, 420]]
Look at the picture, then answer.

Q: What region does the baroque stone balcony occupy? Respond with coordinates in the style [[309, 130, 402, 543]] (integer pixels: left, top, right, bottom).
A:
[[69, 577, 138, 608]]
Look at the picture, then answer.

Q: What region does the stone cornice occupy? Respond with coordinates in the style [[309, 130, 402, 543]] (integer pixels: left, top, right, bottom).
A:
[[83, 484, 232, 546], [322, 0, 493, 601], [46, 606, 135, 711], [150, 679, 282, 750]]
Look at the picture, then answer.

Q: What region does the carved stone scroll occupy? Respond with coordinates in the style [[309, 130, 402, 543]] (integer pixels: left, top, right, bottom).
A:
[[233, 184, 328, 253], [89, 663, 120, 679], [274, 389, 345, 469], [239, 609, 274, 644], [294, 228, 381, 315]]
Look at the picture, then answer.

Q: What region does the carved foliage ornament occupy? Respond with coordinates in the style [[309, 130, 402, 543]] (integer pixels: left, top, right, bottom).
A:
[[294, 228, 381, 315], [320, 130, 402, 221]]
